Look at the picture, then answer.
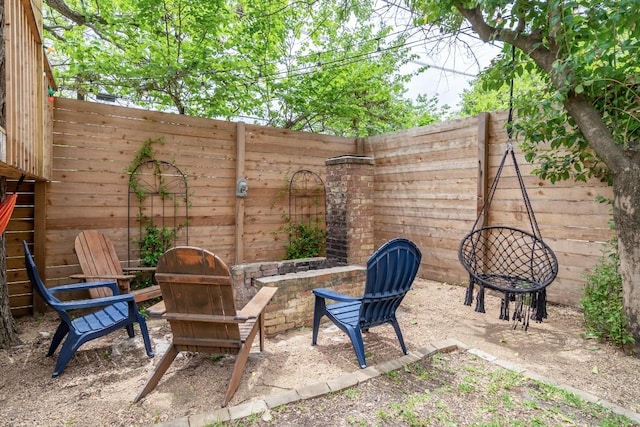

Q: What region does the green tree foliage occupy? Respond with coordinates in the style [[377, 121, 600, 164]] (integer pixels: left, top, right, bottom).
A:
[[458, 62, 544, 117], [43, 0, 439, 136], [408, 0, 640, 344]]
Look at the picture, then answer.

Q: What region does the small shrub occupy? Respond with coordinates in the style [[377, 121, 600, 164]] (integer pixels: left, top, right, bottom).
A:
[[581, 241, 635, 349], [284, 219, 326, 260], [138, 220, 176, 266]]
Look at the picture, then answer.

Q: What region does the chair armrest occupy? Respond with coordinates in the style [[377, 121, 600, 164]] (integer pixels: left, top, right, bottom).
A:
[[164, 313, 243, 323], [312, 288, 360, 302], [236, 287, 278, 320], [70, 273, 136, 281], [54, 293, 134, 311], [146, 300, 166, 318], [49, 280, 120, 295], [122, 267, 156, 273]]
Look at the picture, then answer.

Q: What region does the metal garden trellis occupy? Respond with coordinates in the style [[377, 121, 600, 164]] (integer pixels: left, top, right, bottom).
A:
[[287, 170, 326, 255], [127, 160, 189, 266]]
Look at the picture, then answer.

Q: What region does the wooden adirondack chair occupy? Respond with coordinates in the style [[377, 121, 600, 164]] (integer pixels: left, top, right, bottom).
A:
[[134, 246, 277, 407], [23, 241, 154, 377], [72, 230, 161, 302], [312, 238, 422, 368]]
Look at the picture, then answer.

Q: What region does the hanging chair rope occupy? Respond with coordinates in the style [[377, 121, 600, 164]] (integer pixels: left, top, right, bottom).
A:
[[458, 45, 558, 329]]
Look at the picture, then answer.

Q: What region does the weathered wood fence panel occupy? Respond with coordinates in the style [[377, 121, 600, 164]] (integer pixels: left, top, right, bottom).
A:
[[366, 116, 481, 285], [366, 111, 613, 307], [2, 0, 52, 179], [42, 98, 356, 291], [6, 98, 614, 315], [243, 125, 348, 261]]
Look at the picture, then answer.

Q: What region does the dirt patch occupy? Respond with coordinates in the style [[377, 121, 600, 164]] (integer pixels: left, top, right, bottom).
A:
[[0, 280, 639, 426]]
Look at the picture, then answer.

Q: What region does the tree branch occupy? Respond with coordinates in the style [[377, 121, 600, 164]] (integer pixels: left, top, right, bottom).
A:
[[453, 3, 627, 172], [45, 0, 107, 26]]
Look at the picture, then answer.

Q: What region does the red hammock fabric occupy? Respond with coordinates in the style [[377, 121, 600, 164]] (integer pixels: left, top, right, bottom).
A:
[[0, 193, 18, 234]]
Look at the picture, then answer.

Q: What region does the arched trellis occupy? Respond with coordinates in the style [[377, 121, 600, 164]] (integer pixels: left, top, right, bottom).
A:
[[288, 170, 326, 227], [127, 160, 189, 266], [287, 170, 326, 255]]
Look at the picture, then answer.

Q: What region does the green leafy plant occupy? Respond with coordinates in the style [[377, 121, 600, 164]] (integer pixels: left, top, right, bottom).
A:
[[137, 220, 177, 267], [283, 219, 326, 260], [127, 137, 165, 202], [127, 137, 188, 271], [580, 197, 634, 350], [581, 243, 635, 349]]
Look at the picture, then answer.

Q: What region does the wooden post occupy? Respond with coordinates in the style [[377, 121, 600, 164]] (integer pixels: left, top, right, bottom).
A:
[[33, 180, 47, 313], [476, 112, 490, 228], [234, 122, 245, 264], [356, 137, 365, 155]]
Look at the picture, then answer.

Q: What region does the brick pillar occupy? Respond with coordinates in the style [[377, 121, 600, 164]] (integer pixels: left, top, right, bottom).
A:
[[325, 155, 375, 265]]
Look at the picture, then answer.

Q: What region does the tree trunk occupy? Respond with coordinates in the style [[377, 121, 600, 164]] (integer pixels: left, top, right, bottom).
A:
[[0, 2, 21, 349], [613, 162, 640, 345]]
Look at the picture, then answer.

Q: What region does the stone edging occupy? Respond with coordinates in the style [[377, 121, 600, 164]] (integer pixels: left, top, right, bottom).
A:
[[156, 338, 640, 427]]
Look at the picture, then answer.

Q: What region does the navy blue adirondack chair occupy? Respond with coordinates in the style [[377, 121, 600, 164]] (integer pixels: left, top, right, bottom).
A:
[[23, 241, 154, 377], [312, 238, 422, 368]]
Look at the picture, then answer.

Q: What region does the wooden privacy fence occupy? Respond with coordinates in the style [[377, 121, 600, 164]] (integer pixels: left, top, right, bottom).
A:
[[40, 98, 355, 288], [5, 99, 612, 316], [366, 112, 612, 306]]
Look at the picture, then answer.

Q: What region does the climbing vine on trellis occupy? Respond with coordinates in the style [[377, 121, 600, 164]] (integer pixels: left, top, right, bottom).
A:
[[127, 137, 189, 267]]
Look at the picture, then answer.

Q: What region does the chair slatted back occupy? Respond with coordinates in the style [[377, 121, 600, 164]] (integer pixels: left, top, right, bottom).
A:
[[75, 230, 124, 298], [155, 246, 241, 355], [361, 238, 422, 329]]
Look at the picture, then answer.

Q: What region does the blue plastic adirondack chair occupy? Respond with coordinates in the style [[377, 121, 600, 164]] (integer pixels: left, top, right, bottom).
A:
[[23, 241, 154, 377], [312, 238, 422, 368]]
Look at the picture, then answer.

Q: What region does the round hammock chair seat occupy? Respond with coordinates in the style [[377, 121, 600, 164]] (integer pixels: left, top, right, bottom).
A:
[[457, 145, 559, 330], [459, 49, 559, 329], [459, 226, 558, 294], [459, 224, 558, 329]]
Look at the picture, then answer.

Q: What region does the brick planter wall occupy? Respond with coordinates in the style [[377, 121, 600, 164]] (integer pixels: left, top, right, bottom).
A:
[[231, 257, 328, 308], [255, 265, 366, 336], [227, 155, 376, 338]]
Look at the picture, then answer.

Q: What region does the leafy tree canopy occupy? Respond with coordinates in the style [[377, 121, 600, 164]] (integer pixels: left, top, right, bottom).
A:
[[43, 0, 443, 136]]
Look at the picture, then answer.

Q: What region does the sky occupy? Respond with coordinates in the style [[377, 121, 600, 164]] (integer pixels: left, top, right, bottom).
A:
[[406, 41, 503, 110], [374, 1, 504, 110]]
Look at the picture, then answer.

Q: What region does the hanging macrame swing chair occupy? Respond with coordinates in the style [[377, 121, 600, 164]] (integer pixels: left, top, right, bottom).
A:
[[458, 52, 558, 330], [458, 145, 558, 329]]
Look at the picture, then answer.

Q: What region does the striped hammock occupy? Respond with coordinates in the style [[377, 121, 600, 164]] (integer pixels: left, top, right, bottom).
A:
[[0, 193, 18, 234]]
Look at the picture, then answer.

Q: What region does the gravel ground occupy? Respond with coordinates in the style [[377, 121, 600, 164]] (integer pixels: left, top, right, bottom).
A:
[[0, 280, 638, 426]]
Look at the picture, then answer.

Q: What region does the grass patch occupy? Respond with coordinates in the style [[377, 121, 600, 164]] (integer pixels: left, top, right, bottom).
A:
[[219, 350, 637, 426]]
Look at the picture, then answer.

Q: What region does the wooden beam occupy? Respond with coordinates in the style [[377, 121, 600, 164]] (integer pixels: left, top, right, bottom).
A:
[[33, 180, 47, 313], [476, 112, 490, 228], [356, 137, 365, 155], [234, 122, 245, 264], [20, 0, 42, 44]]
